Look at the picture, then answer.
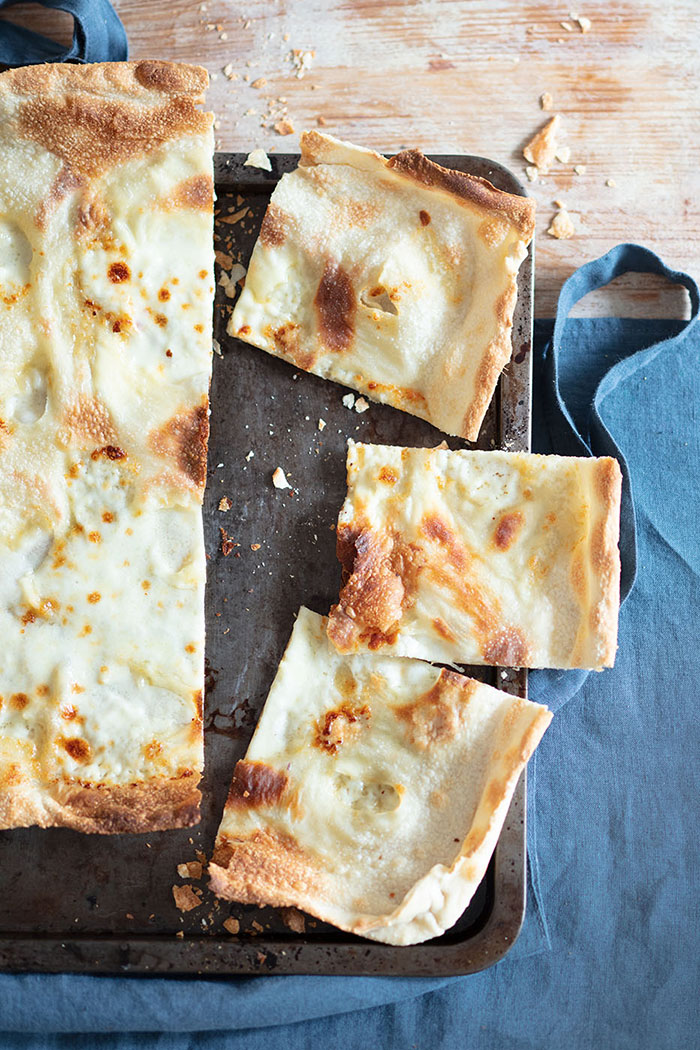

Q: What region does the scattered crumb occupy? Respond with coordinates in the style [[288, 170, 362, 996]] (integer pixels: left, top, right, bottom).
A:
[[220, 207, 249, 225], [547, 208, 576, 239], [560, 21, 573, 32], [251, 919, 264, 932], [523, 114, 561, 174], [272, 466, 290, 489], [125, 913, 134, 919], [222, 64, 238, 80], [342, 393, 355, 409], [251, 77, 267, 89], [195, 849, 207, 865], [290, 49, 315, 78], [251, 543, 261, 551], [220, 528, 238, 556], [244, 148, 272, 171], [212, 338, 222, 357], [318, 418, 326, 431], [540, 91, 553, 110], [219, 496, 232, 512], [606, 178, 617, 187], [280, 907, 306, 933], [525, 165, 539, 183], [555, 146, 571, 164], [256, 951, 266, 964], [553, 198, 566, 208], [316, 115, 328, 126], [500, 670, 508, 679], [172, 885, 202, 912], [219, 262, 246, 297], [215, 250, 233, 268], [355, 396, 369, 414], [223, 917, 240, 935], [574, 164, 587, 175], [274, 119, 295, 136], [177, 860, 204, 880], [176, 930, 184, 939], [245, 450, 254, 461], [574, 13, 592, 32]]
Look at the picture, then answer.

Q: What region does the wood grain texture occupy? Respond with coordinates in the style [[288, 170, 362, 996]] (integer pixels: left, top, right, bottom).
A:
[[3, 0, 699, 316]]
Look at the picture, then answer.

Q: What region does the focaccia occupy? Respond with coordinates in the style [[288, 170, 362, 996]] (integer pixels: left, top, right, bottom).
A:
[[228, 132, 535, 441], [328, 442, 622, 669], [0, 62, 214, 832], [209, 607, 551, 945]]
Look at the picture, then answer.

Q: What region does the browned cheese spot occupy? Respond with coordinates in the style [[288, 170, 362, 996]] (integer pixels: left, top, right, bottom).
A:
[[493, 510, 524, 551], [149, 400, 209, 489], [194, 323, 204, 333], [64, 396, 117, 446], [102, 511, 115, 523], [173, 174, 214, 211], [10, 692, 29, 711], [159, 287, 171, 302], [419, 209, 431, 226], [91, 444, 126, 461], [259, 203, 289, 247], [144, 740, 163, 760], [268, 320, 317, 370], [226, 760, 288, 810], [397, 671, 476, 750], [87, 592, 101, 603], [36, 684, 50, 697], [63, 737, 91, 762], [482, 627, 530, 667], [314, 702, 371, 755], [378, 467, 399, 485], [108, 261, 130, 283], [314, 261, 356, 353], [36, 166, 82, 228], [154, 313, 168, 328], [185, 643, 196, 653], [432, 616, 456, 642], [60, 704, 78, 721], [88, 531, 101, 544], [422, 514, 467, 570]]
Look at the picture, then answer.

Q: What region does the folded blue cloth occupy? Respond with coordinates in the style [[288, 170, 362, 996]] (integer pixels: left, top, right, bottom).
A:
[[1, 247, 698, 1049], [0, 0, 127, 65]]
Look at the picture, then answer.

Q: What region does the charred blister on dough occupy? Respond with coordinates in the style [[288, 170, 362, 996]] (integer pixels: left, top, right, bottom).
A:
[[314, 260, 356, 353], [226, 760, 289, 810]]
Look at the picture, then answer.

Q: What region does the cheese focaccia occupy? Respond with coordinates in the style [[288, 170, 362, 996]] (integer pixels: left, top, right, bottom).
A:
[[0, 62, 214, 832], [209, 607, 551, 945], [328, 442, 622, 670], [228, 131, 535, 441]]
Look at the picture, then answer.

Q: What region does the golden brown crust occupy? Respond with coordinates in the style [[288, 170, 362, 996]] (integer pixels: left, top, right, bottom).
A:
[[149, 398, 210, 492], [387, 149, 536, 239], [209, 828, 327, 906], [589, 457, 622, 666], [225, 760, 289, 810], [0, 771, 201, 834], [314, 260, 357, 353], [0, 60, 208, 102], [396, 669, 478, 750]]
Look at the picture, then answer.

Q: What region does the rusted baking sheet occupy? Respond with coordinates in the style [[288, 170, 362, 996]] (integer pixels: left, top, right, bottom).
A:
[[0, 153, 533, 977]]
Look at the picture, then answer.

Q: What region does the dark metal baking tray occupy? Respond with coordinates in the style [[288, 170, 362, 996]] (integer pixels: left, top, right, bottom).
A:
[[0, 152, 533, 978]]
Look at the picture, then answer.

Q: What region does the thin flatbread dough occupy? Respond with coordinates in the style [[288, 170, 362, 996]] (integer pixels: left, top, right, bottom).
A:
[[228, 131, 535, 441], [0, 62, 214, 832], [209, 607, 551, 945], [327, 441, 622, 670]]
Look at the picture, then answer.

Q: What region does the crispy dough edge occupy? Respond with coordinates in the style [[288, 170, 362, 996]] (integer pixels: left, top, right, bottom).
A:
[[208, 665, 552, 946], [0, 60, 209, 102], [460, 278, 520, 441], [0, 772, 201, 834], [588, 457, 623, 668]]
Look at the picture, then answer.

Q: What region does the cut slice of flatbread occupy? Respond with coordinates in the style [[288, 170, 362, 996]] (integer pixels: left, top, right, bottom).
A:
[[0, 62, 214, 832], [209, 607, 551, 945], [228, 131, 535, 441], [327, 441, 622, 669]]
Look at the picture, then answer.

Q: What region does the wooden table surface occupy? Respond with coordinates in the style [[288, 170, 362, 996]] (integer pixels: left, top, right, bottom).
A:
[[4, 0, 699, 318]]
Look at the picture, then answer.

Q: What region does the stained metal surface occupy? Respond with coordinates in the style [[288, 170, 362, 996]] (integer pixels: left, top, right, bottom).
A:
[[0, 153, 533, 977]]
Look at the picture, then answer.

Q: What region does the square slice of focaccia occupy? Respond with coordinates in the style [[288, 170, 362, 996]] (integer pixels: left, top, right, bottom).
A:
[[0, 62, 214, 833], [209, 607, 551, 945], [228, 132, 535, 441], [327, 442, 622, 670]]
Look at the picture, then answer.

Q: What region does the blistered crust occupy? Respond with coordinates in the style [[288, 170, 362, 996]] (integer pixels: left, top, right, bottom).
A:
[[0, 772, 201, 834], [208, 608, 552, 946], [229, 131, 534, 441]]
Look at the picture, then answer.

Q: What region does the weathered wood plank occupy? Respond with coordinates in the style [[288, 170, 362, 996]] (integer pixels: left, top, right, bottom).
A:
[[2, 0, 698, 316]]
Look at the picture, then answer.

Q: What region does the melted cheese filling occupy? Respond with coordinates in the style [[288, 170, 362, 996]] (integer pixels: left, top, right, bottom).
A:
[[0, 76, 213, 809]]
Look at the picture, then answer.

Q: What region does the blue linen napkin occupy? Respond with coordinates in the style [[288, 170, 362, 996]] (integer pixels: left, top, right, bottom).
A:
[[0, 0, 127, 65], [1, 248, 698, 1048]]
